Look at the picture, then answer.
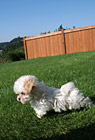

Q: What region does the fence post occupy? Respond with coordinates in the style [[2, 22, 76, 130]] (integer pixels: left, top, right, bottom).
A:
[[61, 29, 66, 54], [23, 37, 28, 60]]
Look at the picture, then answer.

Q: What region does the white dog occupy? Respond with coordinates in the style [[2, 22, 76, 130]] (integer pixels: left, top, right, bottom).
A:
[[14, 75, 92, 118]]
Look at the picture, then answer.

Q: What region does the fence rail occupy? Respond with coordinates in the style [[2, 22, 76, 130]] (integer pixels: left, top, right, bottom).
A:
[[23, 25, 95, 59]]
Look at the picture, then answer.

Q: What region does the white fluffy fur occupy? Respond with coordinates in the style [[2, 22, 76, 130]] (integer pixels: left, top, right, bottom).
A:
[[14, 75, 92, 118]]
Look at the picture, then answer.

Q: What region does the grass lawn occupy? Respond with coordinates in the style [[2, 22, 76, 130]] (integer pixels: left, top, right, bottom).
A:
[[0, 51, 95, 140]]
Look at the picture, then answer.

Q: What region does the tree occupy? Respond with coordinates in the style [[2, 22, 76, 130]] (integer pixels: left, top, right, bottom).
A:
[[73, 26, 76, 29], [58, 24, 63, 31]]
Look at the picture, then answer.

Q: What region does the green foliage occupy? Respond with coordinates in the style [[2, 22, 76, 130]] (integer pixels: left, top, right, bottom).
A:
[[0, 45, 25, 63], [58, 24, 63, 31], [0, 51, 95, 140], [7, 51, 25, 61], [0, 37, 24, 63]]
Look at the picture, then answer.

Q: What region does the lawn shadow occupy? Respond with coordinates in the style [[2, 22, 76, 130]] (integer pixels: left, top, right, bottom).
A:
[[90, 96, 95, 103], [44, 110, 73, 118], [45, 107, 86, 118], [38, 123, 95, 140]]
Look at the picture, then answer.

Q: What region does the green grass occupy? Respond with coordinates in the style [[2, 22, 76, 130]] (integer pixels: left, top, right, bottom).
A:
[[0, 51, 95, 140]]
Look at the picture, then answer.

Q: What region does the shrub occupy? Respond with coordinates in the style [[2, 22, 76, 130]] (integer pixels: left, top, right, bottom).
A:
[[7, 51, 25, 61]]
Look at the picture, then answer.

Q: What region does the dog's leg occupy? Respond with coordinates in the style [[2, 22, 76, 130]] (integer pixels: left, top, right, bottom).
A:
[[34, 108, 47, 118]]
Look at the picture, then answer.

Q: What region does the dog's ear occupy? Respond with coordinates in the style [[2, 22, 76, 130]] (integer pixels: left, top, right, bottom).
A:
[[24, 77, 37, 94]]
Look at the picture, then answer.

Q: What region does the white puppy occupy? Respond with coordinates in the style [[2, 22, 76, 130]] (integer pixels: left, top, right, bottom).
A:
[[14, 75, 92, 118]]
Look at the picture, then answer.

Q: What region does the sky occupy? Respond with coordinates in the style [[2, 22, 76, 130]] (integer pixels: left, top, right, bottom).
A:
[[0, 0, 95, 42]]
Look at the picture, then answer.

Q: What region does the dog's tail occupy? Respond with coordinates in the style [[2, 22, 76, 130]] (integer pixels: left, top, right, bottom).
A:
[[80, 96, 93, 108]]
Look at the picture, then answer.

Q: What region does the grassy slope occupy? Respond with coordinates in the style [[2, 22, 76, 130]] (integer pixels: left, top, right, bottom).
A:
[[0, 51, 95, 140]]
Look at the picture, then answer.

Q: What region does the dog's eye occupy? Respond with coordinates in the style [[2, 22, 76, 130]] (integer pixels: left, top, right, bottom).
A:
[[21, 92, 25, 95]]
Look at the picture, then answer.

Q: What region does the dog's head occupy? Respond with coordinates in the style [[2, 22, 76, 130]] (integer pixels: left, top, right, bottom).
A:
[[14, 75, 37, 104]]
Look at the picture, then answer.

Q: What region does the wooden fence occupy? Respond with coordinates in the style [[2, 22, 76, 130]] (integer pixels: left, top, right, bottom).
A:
[[23, 25, 95, 59]]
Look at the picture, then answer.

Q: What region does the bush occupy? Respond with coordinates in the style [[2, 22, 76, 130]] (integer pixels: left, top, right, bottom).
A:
[[7, 51, 25, 61]]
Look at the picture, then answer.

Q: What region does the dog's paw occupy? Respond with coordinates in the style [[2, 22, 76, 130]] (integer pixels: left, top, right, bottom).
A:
[[36, 111, 47, 118], [37, 114, 42, 119]]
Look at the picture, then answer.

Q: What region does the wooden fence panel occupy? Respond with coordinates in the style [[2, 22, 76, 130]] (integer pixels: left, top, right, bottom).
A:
[[24, 31, 65, 59], [64, 26, 95, 54]]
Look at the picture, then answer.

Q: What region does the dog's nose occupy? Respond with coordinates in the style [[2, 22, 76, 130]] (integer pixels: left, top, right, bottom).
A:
[[17, 97, 21, 101]]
